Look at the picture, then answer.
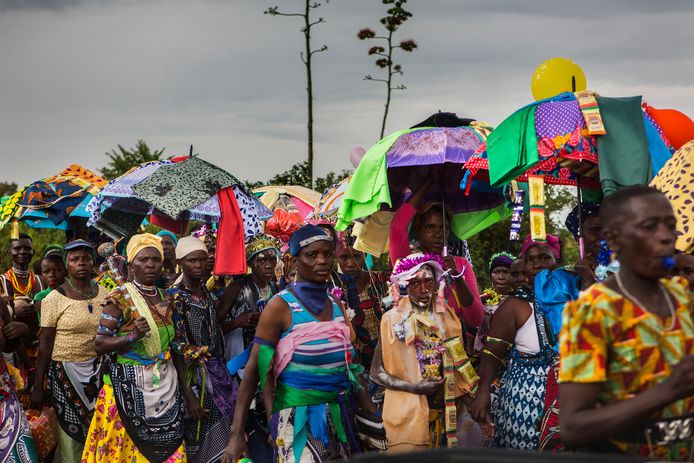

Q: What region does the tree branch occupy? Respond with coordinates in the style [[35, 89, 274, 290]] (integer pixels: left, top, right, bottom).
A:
[[308, 17, 325, 27], [310, 45, 328, 56], [364, 76, 388, 83]]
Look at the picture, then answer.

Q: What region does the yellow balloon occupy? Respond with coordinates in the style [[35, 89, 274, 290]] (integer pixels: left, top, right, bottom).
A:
[[531, 58, 587, 101]]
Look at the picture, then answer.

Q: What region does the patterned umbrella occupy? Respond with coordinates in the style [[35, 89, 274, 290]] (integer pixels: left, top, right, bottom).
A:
[[132, 156, 240, 219], [307, 176, 352, 222], [0, 164, 107, 230], [88, 158, 271, 240], [337, 118, 509, 241]]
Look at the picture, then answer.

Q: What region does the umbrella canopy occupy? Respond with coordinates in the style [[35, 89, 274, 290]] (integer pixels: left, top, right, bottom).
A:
[[0, 164, 107, 230], [464, 92, 675, 192], [132, 156, 240, 219], [253, 185, 322, 243], [308, 176, 352, 222], [650, 139, 694, 253], [88, 158, 271, 240], [337, 116, 509, 241]]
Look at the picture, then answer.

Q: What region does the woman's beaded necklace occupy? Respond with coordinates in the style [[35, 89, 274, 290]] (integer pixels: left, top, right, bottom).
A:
[[66, 277, 98, 313]]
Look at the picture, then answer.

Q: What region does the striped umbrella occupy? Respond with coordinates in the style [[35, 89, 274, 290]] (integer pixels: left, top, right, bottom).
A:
[[308, 175, 352, 222]]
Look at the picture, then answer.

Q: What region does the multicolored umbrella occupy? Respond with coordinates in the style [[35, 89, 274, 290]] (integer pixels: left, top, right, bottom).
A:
[[253, 185, 322, 242], [132, 156, 241, 219], [463, 96, 602, 190], [88, 158, 271, 240], [0, 164, 107, 230], [337, 118, 510, 241], [307, 176, 352, 222]]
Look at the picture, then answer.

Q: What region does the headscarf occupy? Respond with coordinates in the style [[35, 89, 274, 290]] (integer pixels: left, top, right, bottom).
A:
[[156, 230, 178, 245], [63, 239, 97, 265], [288, 225, 332, 257], [488, 252, 515, 272], [126, 233, 164, 262], [390, 253, 446, 287], [175, 236, 208, 260], [520, 234, 561, 260], [564, 202, 601, 240], [245, 234, 281, 262]]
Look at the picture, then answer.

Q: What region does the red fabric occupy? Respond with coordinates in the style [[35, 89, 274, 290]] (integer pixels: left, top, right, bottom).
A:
[[214, 187, 246, 275], [149, 214, 188, 235], [538, 362, 563, 451]]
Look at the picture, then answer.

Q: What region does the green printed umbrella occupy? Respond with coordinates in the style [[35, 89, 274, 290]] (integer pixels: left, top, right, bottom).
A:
[[132, 156, 241, 219]]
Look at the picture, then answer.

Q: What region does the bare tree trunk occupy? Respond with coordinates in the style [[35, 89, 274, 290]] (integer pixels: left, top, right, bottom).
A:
[[379, 29, 394, 140], [304, 1, 314, 189]]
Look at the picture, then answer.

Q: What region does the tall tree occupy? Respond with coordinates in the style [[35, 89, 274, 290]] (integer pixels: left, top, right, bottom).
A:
[[100, 140, 165, 180], [265, 1, 329, 189], [358, 0, 417, 139]]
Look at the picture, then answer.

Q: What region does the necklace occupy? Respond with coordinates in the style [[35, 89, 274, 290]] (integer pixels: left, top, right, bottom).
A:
[[616, 271, 676, 330], [67, 278, 97, 313], [11, 267, 29, 278], [254, 282, 272, 301], [7, 269, 33, 296], [134, 280, 158, 297]]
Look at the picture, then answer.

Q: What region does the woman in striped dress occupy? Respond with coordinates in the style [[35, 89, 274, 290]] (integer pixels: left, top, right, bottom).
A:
[[222, 225, 380, 463]]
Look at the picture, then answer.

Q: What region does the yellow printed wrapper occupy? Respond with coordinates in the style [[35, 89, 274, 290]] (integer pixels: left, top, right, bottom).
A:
[[528, 175, 545, 206], [530, 208, 547, 241], [444, 336, 469, 364], [445, 403, 457, 433], [457, 360, 480, 391]]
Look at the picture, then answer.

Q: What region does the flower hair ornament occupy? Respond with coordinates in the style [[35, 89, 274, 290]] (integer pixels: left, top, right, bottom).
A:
[[389, 253, 448, 312]]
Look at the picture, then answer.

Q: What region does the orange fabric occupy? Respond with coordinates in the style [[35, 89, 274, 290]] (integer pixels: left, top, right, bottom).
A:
[[380, 298, 465, 449], [646, 105, 694, 150]]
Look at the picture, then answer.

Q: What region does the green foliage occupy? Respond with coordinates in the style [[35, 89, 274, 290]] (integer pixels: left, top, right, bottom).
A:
[[0, 182, 18, 198], [100, 140, 165, 180], [466, 185, 578, 289], [244, 161, 351, 193], [0, 223, 65, 273]]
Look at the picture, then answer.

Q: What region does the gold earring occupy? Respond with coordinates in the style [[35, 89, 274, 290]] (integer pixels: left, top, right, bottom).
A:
[[293, 273, 297, 286]]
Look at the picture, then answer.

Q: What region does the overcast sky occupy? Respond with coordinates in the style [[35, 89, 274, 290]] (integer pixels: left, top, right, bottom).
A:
[[1, 0, 692, 187]]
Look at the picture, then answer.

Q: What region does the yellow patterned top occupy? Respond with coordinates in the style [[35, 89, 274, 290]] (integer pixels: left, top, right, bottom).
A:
[[41, 287, 107, 362]]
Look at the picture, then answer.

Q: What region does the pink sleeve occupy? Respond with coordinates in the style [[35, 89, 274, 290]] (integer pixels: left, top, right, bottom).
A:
[[389, 203, 417, 265], [455, 257, 484, 328]]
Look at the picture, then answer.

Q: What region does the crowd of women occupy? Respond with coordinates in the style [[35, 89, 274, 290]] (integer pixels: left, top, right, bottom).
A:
[[0, 183, 693, 463]]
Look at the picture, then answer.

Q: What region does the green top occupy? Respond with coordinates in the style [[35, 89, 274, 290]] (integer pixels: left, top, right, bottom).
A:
[[33, 288, 52, 303]]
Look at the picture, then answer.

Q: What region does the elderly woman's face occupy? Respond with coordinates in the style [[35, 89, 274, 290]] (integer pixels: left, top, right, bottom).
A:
[[296, 241, 334, 283], [408, 265, 436, 307], [130, 247, 163, 285]]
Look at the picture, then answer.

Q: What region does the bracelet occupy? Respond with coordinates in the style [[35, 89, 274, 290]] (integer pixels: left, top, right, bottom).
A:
[[481, 348, 505, 362], [486, 336, 512, 349], [126, 332, 137, 344]]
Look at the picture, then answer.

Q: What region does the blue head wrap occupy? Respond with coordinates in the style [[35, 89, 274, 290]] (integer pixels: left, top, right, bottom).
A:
[[289, 225, 332, 257], [156, 230, 178, 245]]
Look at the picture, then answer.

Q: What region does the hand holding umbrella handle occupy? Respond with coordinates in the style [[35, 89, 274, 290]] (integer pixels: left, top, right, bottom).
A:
[[97, 242, 140, 319]]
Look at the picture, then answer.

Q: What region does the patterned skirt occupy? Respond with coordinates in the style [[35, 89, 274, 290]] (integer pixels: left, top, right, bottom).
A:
[[80, 385, 186, 463], [493, 358, 551, 450], [0, 390, 39, 463]]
